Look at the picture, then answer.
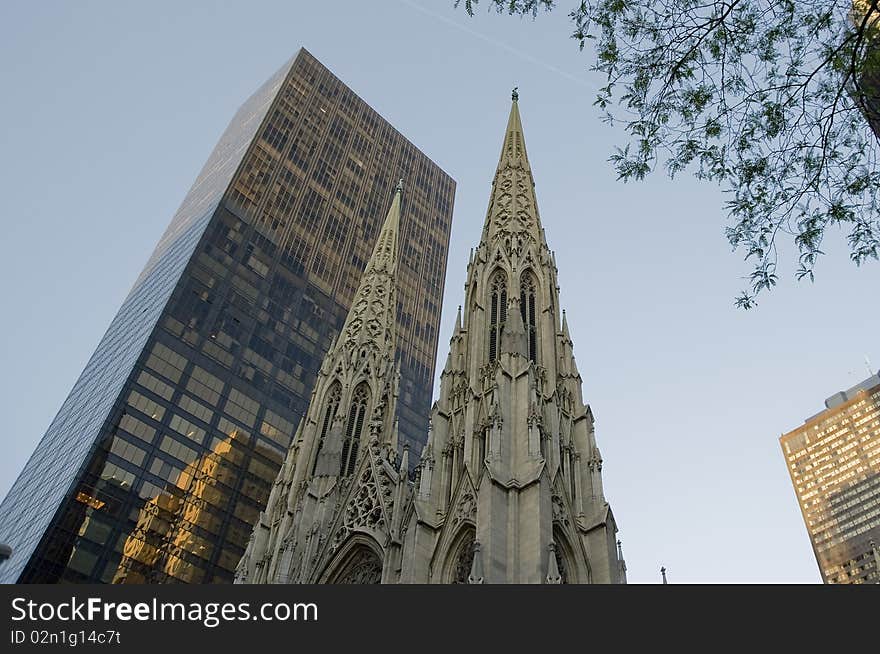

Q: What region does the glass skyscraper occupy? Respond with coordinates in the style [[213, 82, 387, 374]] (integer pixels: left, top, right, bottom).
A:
[[0, 48, 455, 584]]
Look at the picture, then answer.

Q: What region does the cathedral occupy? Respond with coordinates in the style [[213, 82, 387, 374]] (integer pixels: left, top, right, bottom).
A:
[[235, 94, 627, 584]]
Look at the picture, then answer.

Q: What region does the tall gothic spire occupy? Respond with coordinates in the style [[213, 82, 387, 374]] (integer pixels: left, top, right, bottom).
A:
[[480, 92, 544, 247], [497, 91, 531, 173]]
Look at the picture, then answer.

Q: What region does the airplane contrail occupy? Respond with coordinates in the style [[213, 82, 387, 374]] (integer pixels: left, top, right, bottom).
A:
[[397, 0, 592, 89]]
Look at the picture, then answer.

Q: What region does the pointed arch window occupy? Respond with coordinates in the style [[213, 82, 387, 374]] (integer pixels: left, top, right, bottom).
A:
[[559, 432, 566, 475], [329, 546, 382, 584], [340, 384, 369, 477], [444, 445, 456, 510], [450, 529, 476, 584], [520, 272, 537, 362], [312, 383, 341, 475], [552, 531, 573, 584], [488, 271, 507, 362], [476, 426, 488, 468]]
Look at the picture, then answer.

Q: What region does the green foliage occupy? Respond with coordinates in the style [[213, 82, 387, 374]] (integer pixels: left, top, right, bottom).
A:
[[454, 0, 555, 17], [459, 0, 880, 307]]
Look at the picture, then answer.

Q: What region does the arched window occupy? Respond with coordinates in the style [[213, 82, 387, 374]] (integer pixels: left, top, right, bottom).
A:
[[329, 546, 382, 584], [520, 272, 537, 362], [475, 426, 488, 468], [556, 547, 569, 585], [552, 531, 575, 584], [450, 529, 476, 584], [488, 271, 507, 362], [340, 384, 369, 477], [312, 383, 341, 475], [445, 447, 455, 510]]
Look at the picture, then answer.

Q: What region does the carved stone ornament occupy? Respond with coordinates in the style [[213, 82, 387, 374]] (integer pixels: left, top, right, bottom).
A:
[[551, 491, 570, 529], [450, 489, 476, 530]]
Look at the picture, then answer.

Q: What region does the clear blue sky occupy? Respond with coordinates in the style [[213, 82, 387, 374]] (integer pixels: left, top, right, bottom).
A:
[[1, 1, 877, 583]]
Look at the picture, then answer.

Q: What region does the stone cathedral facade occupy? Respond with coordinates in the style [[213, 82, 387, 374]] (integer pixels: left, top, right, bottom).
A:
[[235, 95, 626, 584]]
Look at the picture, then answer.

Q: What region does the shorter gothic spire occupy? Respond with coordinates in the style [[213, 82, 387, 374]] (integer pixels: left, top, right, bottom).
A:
[[364, 185, 401, 276], [330, 185, 402, 363]]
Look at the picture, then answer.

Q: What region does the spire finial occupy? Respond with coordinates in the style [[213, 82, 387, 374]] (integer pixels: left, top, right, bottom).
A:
[[398, 441, 409, 476], [468, 541, 485, 584], [511, 86, 518, 102], [546, 542, 562, 584], [396, 178, 404, 194], [871, 539, 880, 582]]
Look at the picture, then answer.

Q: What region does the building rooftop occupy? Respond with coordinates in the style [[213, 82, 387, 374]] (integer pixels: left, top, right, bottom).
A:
[[800, 371, 880, 424]]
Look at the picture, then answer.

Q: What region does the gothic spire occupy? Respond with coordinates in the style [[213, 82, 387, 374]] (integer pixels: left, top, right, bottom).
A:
[[364, 184, 401, 276], [334, 185, 401, 360], [480, 94, 544, 247], [559, 309, 581, 379], [497, 91, 530, 174]]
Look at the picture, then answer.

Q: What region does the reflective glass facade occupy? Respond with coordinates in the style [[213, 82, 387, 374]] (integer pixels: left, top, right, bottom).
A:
[[0, 48, 455, 583], [781, 373, 880, 584]]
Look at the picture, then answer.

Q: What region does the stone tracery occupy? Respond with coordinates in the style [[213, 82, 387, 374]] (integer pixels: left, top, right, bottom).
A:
[[330, 547, 382, 584]]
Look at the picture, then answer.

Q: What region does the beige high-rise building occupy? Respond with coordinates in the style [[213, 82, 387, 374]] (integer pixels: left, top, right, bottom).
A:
[[781, 371, 880, 584], [236, 94, 626, 584]]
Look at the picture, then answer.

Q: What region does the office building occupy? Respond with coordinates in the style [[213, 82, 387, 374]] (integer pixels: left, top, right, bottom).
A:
[[781, 371, 880, 584], [0, 48, 455, 583]]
